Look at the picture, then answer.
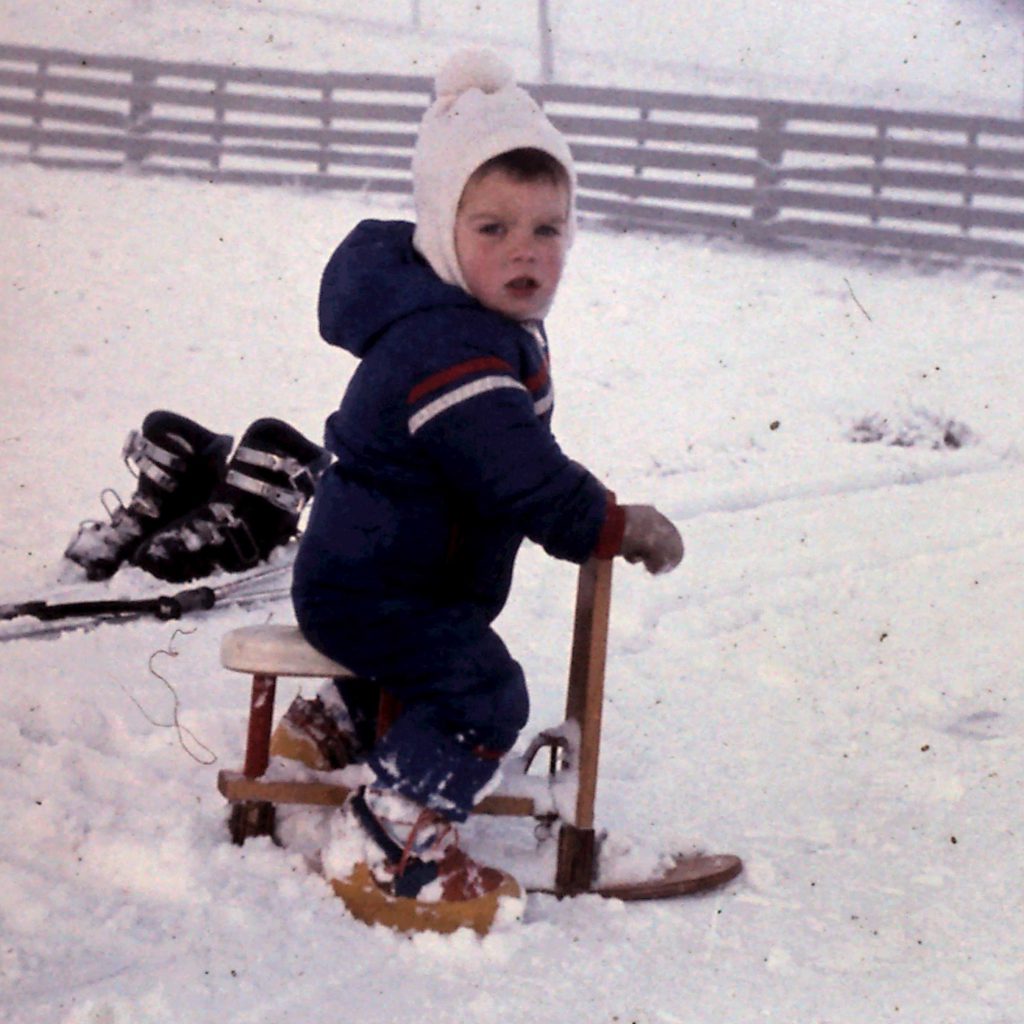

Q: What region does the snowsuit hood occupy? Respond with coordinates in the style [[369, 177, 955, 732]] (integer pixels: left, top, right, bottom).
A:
[[317, 219, 474, 359]]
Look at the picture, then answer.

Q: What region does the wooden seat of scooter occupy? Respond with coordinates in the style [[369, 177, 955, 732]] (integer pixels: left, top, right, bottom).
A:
[[221, 623, 354, 678]]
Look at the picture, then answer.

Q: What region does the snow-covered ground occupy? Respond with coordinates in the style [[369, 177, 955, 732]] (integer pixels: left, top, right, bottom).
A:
[[4, 4, 1024, 1023]]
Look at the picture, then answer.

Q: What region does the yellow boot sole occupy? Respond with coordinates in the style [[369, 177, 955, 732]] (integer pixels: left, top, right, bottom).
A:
[[329, 862, 522, 936]]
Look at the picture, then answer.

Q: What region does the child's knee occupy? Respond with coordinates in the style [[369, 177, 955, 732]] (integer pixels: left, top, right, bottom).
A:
[[485, 665, 530, 749], [447, 661, 528, 753]]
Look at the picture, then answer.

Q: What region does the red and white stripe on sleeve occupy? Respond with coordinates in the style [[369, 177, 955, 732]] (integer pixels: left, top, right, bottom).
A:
[[407, 355, 553, 436]]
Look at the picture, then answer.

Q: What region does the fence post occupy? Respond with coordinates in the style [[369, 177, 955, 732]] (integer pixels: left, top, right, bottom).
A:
[[211, 74, 227, 173], [318, 85, 334, 178], [29, 54, 50, 159], [962, 126, 979, 235], [751, 110, 784, 239], [125, 65, 155, 170], [871, 118, 888, 225], [634, 106, 650, 178]]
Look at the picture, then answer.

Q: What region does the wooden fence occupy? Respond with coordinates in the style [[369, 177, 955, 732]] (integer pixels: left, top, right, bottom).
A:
[[3, 42, 1024, 265]]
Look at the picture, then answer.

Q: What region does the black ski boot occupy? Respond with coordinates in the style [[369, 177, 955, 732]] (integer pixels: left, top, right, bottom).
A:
[[64, 411, 234, 581], [131, 418, 331, 583]]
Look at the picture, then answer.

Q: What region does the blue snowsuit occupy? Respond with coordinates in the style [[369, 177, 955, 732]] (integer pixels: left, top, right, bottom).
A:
[[292, 219, 620, 820]]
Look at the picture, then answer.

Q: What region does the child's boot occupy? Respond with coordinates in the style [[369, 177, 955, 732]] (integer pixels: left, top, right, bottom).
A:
[[64, 410, 234, 580], [269, 681, 364, 771], [131, 418, 331, 582], [325, 785, 522, 936]]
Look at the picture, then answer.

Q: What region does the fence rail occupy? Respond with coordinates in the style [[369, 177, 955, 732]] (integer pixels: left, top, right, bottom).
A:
[[3, 42, 1024, 264]]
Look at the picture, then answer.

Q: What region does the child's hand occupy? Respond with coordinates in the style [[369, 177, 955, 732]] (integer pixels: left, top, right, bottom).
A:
[[620, 505, 684, 574]]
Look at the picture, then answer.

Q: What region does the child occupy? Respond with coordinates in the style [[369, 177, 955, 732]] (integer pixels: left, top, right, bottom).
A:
[[288, 49, 683, 933]]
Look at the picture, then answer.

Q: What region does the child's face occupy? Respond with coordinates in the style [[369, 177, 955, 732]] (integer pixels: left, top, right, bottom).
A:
[[454, 168, 569, 321]]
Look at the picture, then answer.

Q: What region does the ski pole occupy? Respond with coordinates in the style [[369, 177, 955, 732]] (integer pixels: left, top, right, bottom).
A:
[[0, 584, 217, 624]]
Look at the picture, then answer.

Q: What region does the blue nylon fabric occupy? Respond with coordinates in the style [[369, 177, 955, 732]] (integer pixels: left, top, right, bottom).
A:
[[292, 218, 610, 819]]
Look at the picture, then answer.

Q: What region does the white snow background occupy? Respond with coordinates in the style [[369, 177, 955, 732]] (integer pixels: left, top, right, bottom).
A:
[[2, 2, 1024, 1022]]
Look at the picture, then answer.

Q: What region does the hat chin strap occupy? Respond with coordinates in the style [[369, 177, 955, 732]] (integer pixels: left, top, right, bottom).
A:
[[412, 219, 468, 293]]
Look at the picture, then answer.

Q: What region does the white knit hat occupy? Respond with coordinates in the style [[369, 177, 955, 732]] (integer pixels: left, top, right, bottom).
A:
[[412, 49, 577, 291]]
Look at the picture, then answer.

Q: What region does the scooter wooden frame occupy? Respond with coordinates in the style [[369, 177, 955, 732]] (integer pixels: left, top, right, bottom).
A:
[[218, 558, 741, 899]]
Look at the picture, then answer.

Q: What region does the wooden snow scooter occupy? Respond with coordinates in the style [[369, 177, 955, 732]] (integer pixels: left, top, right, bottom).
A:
[[218, 557, 742, 928]]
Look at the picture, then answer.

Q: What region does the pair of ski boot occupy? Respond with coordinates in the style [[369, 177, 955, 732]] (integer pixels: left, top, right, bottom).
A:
[[64, 410, 330, 583], [270, 686, 522, 936]]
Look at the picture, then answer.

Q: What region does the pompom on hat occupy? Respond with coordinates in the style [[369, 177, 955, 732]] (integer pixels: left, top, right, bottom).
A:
[[412, 49, 576, 292]]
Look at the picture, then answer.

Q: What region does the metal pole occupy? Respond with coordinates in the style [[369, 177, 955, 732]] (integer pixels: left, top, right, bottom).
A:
[[538, 0, 555, 83]]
